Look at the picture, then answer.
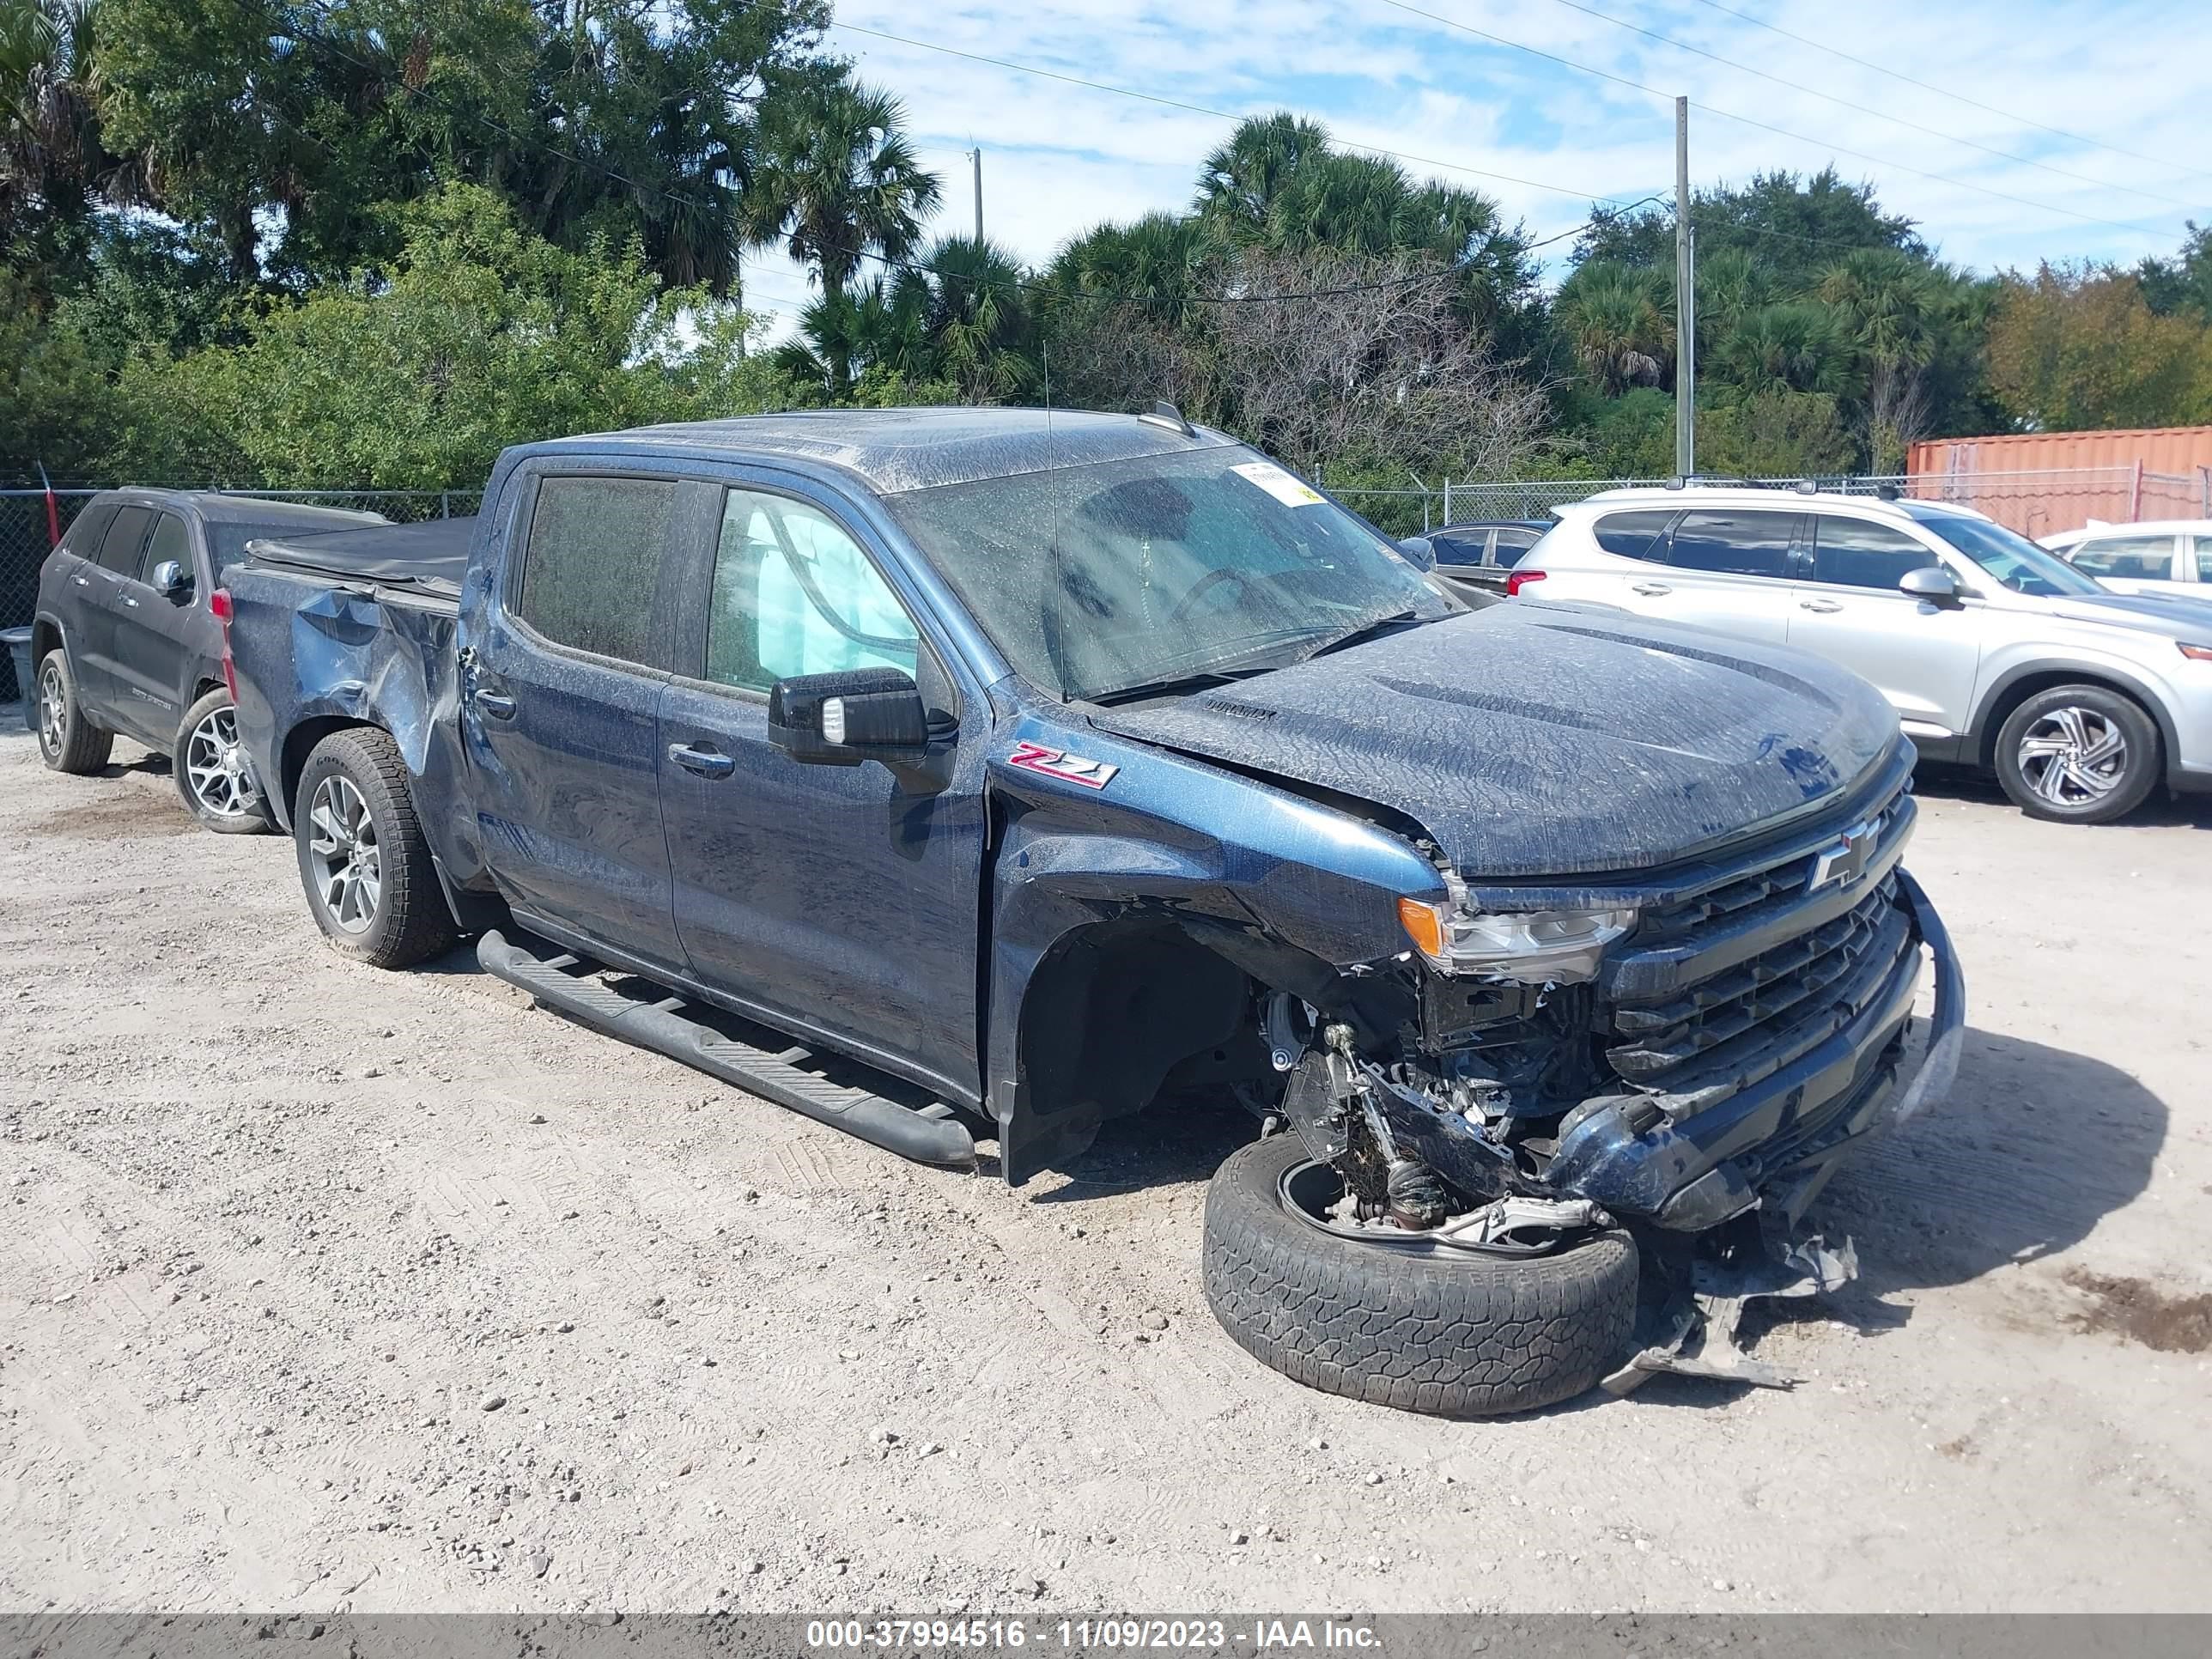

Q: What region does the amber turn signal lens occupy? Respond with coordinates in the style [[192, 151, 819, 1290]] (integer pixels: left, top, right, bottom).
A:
[[1397, 896, 1447, 960]]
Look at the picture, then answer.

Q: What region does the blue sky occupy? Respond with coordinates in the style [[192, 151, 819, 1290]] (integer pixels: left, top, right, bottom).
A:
[[739, 0, 2212, 327]]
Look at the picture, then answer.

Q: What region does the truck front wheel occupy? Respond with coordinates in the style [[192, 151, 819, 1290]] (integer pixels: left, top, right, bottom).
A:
[[295, 726, 458, 968], [1201, 1133, 1638, 1416]]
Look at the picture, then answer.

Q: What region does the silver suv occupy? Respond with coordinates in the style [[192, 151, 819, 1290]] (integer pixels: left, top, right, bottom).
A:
[[1514, 486, 2212, 823]]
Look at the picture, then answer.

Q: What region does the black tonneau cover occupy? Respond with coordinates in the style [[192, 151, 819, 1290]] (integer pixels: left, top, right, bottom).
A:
[[242, 516, 476, 597]]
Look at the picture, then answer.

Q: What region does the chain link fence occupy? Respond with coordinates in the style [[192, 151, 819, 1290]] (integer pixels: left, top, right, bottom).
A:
[[1, 488, 480, 704]]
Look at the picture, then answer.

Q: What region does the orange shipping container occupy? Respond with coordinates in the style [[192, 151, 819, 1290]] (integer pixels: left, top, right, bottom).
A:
[[1907, 426, 2212, 540]]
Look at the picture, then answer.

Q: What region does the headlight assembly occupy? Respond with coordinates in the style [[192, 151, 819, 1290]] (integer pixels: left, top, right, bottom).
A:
[[1398, 895, 1638, 984]]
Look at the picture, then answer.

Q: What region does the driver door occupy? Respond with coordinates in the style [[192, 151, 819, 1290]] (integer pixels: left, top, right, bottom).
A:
[[1786, 514, 1988, 740], [656, 478, 988, 1102]]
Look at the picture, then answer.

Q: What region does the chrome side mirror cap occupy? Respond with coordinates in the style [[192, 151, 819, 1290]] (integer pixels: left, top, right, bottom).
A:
[[151, 559, 193, 603], [1899, 565, 1958, 603]]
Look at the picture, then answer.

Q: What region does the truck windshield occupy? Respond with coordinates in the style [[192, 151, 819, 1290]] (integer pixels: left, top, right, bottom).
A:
[[885, 447, 1450, 702], [1915, 512, 2104, 598]]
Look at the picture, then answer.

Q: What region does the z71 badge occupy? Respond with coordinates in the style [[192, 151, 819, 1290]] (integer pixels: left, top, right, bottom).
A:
[[1006, 740, 1119, 790]]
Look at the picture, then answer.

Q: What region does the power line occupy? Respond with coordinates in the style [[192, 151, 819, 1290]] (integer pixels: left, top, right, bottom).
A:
[[1682, 0, 2212, 189], [749, 2, 1656, 212], [263, 2, 1590, 313], [1370, 0, 2184, 238], [1529, 0, 2204, 212]]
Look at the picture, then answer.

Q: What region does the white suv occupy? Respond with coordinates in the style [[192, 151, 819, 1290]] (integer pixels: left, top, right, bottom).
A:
[[2042, 520, 2212, 598], [1511, 485, 2212, 823]]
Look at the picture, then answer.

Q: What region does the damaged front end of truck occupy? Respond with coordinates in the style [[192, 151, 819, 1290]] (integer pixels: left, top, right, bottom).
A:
[[991, 657, 1965, 1393]]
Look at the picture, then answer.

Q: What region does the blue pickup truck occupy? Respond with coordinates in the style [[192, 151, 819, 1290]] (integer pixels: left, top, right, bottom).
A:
[[222, 407, 1963, 1415]]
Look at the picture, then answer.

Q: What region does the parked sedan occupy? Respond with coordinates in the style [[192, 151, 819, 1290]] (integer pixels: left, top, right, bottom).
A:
[[1513, 485, 2212, 824], [2042, 520, 2212, 597], [29, 490, 386, 830], [1424, 519, 1552, 599]]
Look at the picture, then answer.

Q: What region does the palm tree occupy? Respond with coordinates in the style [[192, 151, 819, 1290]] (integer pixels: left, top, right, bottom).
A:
[[0, 0, 125, 273], [915, 234, 1036, 403], [1555, 261, 1672, 393], [1045, 211, 1215, 326], [1708, 300, 1861, 398], [1194, 112, 1331, 235], [743, 75, 940, 295], [1262, 150, 1411, 258], [775, 274, 931, 396]]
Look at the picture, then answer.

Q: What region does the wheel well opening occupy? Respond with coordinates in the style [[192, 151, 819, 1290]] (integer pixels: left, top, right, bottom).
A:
[[1977, 672, 2166, 771], [1016, 919, 1264, 1135], [280, 716, 377, 818]]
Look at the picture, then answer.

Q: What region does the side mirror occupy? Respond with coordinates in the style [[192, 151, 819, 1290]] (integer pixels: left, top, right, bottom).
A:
[[1899, 565, 1959, 605], [1395, 536, 1437, 573], [151, 559, 193, 604], [769, 666, 929, 767]]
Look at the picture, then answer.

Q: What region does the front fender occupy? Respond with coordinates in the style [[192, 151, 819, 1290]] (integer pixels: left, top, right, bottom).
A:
[[984, 715, 1444, 1182]]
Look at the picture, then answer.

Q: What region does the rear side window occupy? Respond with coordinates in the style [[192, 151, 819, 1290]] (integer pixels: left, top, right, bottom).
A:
[[1666, 510, 1799, 579], [96, 506, 155, 577], [143, 513, 191, 581], [1425, 531, 1489, 568], [1492, 528, 1544, 566], [64, 501, 117, 556], [2196, 537, 2212, 582], [2068, 534, 2175, 580], [514, 477, 678, 665], [1592, 509, 1674, 561], [1810, 517, 1940, 590], [705, 489, 918, 693]]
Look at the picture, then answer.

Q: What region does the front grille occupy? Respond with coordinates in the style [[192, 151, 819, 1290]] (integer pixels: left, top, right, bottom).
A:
[[1598, 782, 1922, 1117]]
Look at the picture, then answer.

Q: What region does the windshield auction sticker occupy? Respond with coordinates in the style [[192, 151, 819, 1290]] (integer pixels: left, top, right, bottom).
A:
[[1230, 460, 1326, 507]]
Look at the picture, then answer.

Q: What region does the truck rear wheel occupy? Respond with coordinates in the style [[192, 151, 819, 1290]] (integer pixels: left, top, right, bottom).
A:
[[1201, 1134, 1638, 1417], [295, 726, 458, 968]]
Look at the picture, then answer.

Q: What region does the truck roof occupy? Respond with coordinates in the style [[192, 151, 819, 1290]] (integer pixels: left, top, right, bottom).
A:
[[528, 407, 1237, 495]]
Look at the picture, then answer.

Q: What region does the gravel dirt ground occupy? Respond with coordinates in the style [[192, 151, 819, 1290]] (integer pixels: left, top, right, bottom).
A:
[[3, 708, 2209, 1615]]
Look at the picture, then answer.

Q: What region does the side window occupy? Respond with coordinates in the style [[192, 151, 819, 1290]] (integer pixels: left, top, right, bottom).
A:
[[95, 506, 155, 577], [63, 501, 117, 558], [1425, 532, 1486, 568], [1492, 528, 1543, 567], [704, 489, 919, 694], [1592, 509, 1675, 562], [143, 513, 191, 582], [2068, 534, 2175, 580], [2195, 537, 2212, 582], [1665, 510, 1799, 579], [1810, 517, 1941, 590], [513, 476, 678, 665]]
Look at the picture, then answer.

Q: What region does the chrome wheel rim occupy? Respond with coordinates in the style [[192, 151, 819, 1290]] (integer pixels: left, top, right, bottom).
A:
[[36, 661, 65, 759], [183, 705, 261, 818], [306, 775, 380, 933], [2018, 705, 2129, 808]]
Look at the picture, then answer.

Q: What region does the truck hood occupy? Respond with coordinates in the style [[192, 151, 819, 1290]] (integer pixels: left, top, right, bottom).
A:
[[1087, 605, 1901, 878]]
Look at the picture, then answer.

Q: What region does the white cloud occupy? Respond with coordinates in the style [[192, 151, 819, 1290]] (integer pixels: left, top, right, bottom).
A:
[[738, 0, 2211, 337]]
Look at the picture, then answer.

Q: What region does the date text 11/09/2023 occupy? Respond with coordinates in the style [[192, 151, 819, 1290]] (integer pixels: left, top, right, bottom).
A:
[[804, 1620, 1382, 1651]]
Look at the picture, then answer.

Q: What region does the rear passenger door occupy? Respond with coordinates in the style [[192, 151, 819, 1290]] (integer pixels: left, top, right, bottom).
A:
[[103, 509, 199, 738], [655, 477, 988, 1102], [1787, 514, 1985, 739], [465, 469, 688, 972], [1632, 508, 1802, 643]]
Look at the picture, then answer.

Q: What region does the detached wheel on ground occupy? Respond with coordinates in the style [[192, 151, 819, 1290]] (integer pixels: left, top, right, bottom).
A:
[[295, 726, 458, 968], [33, 648, 113, 775], [1994, 684, 2160, 825], [172, 689, 274, 835], [1202, 1133, 1638, 1417]]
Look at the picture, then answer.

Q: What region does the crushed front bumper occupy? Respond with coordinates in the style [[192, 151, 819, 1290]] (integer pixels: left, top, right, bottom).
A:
[[1547, 866, 1964, 1231]]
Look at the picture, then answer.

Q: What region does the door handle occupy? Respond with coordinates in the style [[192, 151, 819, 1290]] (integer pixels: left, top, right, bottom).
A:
[[668, 743, 736, 780], [120, 594, 140, 608], [473, 690, 517, 720], [71, 574, 89, 587], [1630, 580, 1672, 596], [1798, 598, 1844, 614]]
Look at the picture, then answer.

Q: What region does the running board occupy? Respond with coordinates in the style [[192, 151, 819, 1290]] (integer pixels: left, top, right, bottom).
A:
[[477, 930, 976, 1169]]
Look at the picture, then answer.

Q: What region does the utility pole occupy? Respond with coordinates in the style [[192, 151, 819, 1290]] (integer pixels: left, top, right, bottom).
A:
[[970, 149, 985, 244], [1674, 96, 1697, 479]]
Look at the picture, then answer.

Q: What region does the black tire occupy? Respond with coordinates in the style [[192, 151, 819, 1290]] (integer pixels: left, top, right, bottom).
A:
[[33, 648, 113, 775], [172, 688, 275, 835], [294, 726, 459, 969], [1993, 684, 2160, 825], [1202, 1134, 1638, 1417]]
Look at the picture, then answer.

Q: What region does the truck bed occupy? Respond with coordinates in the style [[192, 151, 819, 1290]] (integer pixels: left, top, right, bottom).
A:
[[240, 517, 476, 602]]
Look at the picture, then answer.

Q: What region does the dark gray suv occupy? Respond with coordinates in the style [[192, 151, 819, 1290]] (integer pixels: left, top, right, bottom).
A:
[[30, 490, 385, 830]]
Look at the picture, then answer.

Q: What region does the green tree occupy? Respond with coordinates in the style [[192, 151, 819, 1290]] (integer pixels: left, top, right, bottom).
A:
[[1, 0, 131, 285], [1553, 261, 1670, 394], [743, 74, 940, 294], [1984, 263, 2212, 431]]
